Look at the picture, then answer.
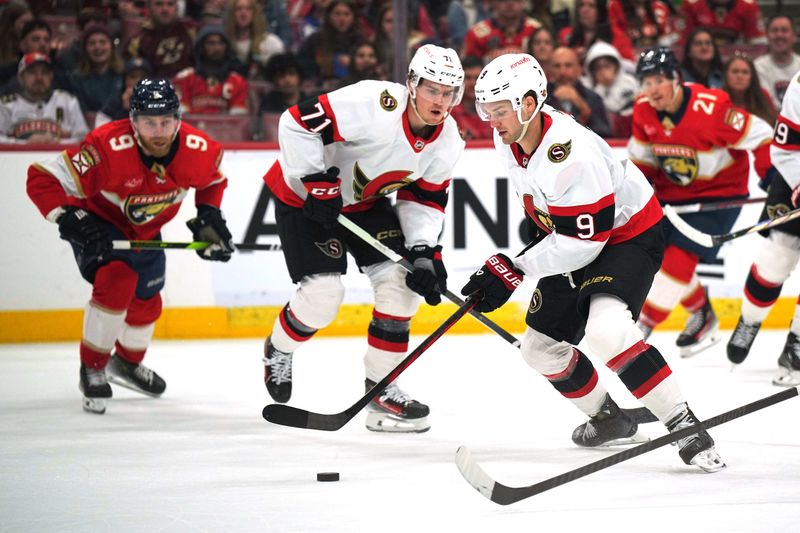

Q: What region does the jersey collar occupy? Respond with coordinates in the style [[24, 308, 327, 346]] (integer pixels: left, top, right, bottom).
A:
[[402, 111, 444, 153], [510, 111, 553, 168], [657, 84, 691, 126]]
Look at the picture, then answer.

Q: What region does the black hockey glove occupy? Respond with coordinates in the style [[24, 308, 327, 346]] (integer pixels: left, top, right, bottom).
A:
[[57, 206, 112, 258], [460, 253, 524, 313], [761, 166, 779, 193], [405, 244, 448, 306], [301, 166, 342, 228], [186, 205, 235, 262]]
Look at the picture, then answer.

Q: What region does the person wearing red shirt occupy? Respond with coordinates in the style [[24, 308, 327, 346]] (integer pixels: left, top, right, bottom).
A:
[[448, 55, 493, 141], [678, 0, 766, 45], [462, 0, 542, 63]]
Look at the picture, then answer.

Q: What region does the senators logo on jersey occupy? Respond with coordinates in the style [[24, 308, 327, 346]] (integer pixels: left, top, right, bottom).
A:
[[523, 194, 554, 234], [379, 89, 397, 111], [124, 190, 182, 225], [652, 144, 699, 186], [352, 162, 413, 202]]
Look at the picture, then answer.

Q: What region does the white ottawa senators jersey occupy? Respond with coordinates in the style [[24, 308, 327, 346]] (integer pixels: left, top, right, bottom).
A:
[[628, 84, 773, 204], [27, 119, 227, 240], [263, 80, 465, 246], [771, 69, 800, 189], [497, 105, 662, 278]]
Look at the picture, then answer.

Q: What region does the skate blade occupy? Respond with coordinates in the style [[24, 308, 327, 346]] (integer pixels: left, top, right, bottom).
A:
[[689, 448, 726, 473], [593, 432, 650, 447], [107, 374, 163, 398], [365, 412, 430, 433], [772, 368, 800, 387], [82, 396, 106, 414], [680, 331, 721, 358]]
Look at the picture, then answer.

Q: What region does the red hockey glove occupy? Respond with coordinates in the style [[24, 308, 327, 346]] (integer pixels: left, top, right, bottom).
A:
[[460, 253, 524, 312]]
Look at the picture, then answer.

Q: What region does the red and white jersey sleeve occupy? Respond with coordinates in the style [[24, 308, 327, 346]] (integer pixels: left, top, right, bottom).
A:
[[771, 70, 800, 189], [500, 106, 661, 278], [267, 80, 465, 247]]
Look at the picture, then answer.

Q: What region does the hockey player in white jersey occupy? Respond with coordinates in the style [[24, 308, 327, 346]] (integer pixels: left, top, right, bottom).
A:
[[460, 53, 724, 472], [260, 44, 465, 433], [727, 68, 800, 387]]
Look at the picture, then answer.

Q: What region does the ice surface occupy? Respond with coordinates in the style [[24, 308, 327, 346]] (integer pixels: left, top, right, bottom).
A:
[[1, 329, 798, 532]]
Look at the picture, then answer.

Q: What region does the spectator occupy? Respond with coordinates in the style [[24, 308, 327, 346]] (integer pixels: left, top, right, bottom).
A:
[[373, 2, 429, 80], [722, 53, 776, 125], [199, 0, 228, 25], [95, 58, 153, 127], [1, 19, 72, 95], [584, 40, 637, 136], [126, 0, 196, 79], [264, 0, 293, 49], [339, 41, 385, 87], [260, 53, 309, 113], [172, 26, 249, 115], [678, 0, 766, 46], [0, 53, 88, 144], [54, 7, 108, 73], [680, 28, 724, 88], [608, 0, 676, 52], [548, 45, 611, 137], [224, 0, 285, 79], [462, 0, 542, 63], [69, 25, 124, 113], [448, 55, 492, 141], [0, 2, 33, 66], [291, 0, 330, 45], [755, 15, 800, 109], [298, 0, 363, 90], [447, 0, 490, 50], [559, 0, 633, 63], [528, 26, 556, 79]]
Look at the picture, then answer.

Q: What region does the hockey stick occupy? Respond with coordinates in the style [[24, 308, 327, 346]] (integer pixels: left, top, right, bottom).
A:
[[112, 240, 282, 251], [664, 204, 800, 248], [337, 214, 658, 425], [336, 214, 522, 348], [262, 294, 481, 431], [667, 197, 765, 214], [456, 385, 799, 505]]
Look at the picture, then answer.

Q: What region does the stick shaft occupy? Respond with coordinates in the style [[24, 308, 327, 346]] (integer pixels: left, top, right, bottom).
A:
[[112, 240, 282, 251]]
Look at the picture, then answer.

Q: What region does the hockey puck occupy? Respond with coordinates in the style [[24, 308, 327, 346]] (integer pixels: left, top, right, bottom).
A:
[[316, 472, 339, 482]]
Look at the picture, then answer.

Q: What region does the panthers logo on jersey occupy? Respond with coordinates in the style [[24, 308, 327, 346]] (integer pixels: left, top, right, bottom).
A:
[[652, 144, 699, 186], [352, 162, 413, 202], [124, 190, 181, 225]]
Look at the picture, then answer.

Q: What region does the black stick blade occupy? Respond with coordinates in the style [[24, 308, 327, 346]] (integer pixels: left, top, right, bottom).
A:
[[262, 404, 311, 429]]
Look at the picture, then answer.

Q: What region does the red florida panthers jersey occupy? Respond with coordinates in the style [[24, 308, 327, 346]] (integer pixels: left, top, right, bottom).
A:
[[27, 120, 227, 240], [628, 84, 772, 203], [172, 69, 249, 114], [678, 0, 765, 44]]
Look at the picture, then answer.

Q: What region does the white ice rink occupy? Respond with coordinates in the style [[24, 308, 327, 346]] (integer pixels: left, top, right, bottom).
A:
[[1, 329, 798, 533]]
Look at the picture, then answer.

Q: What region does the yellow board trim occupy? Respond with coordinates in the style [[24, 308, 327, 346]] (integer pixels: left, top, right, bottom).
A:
[[1, 298, 797, 343]]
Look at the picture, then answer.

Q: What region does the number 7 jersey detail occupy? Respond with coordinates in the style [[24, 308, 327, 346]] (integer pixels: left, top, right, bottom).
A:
[[500, 105, 662, 278]]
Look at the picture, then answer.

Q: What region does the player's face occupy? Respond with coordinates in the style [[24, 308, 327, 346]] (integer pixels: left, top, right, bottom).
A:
[[641, 74, 675, 111], [415, 80, 458, 124], [480, 100, 521, 144], [133, 115, 179, 157]]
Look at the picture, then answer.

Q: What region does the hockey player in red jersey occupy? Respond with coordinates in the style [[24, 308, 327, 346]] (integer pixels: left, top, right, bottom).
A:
[[460, 53, 724, 472], [26, 78, 235, 414], [727, 69, 800, 387], [261, 44, 465, 433], [629, 47, 774, 357]]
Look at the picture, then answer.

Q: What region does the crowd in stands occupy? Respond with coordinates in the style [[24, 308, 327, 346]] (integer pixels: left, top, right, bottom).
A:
[[0, 0, 798, 143]]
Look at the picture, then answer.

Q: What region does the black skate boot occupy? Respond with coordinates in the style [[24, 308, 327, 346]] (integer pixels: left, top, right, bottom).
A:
[[667, 405, 725, 472], [107, 354, 166, 397], [79, 364, 112, 414], [571, 394, 645, 447], [774, 332, 800, 387], [676, 296, 720, 358], [365, 379, 430, 433], [263, 337, 292, 403], [727, 318, 761, 365]]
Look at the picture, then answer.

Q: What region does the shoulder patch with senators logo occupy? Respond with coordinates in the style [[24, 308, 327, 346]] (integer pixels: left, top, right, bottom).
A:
[[380, 89, 397, 111], [724, 108, 746, 131], [547, 140, 572, 163], [70, 144, 102, 175]]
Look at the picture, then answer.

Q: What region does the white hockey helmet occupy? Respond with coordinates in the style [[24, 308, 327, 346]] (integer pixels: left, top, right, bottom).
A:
[[474, 53, 548, 125], [407, 44, 465, 108]]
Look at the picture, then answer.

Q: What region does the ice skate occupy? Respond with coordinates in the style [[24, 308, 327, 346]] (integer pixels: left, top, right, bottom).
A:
[[667, 405, 726, 473], [263, 337, 293, 403], [676, 299, 720, 358], [727, 318, 761, 365], [571, 394, 648, 447], [365, 379, 430, 433], [107, 354, 166, 397], [79, 364, 112, 414], [774, 332, 800, 387]]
